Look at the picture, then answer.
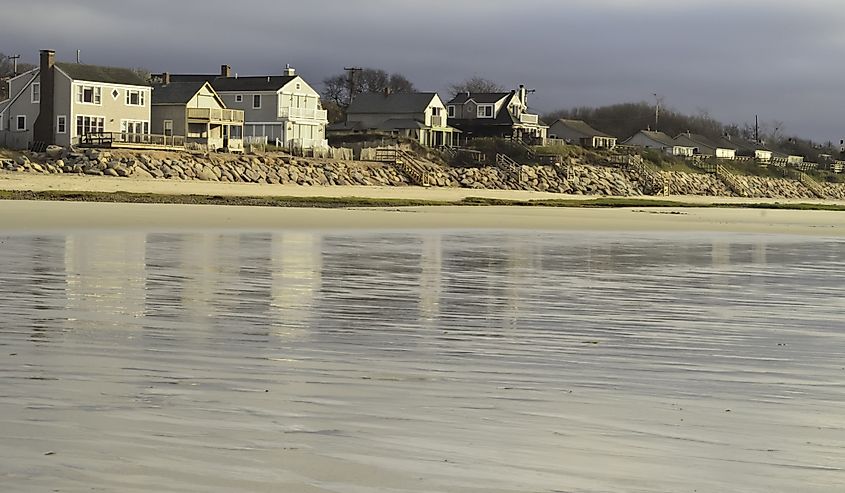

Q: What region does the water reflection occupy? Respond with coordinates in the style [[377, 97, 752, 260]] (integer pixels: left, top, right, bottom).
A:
[[1, 231, 844, 493]]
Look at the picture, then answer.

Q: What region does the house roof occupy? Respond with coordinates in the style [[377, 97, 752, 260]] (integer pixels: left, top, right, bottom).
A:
[[151, 81, 208, 104], [551, 119, 614, 139], [347, 92, 438, 114], [729, 137, 773, 153], [448, 92, 512, 105], [56, 62, 148, 86], [167, 74, 298, 92], [632, 130, 683, 147], [675, 133, 738, 151]]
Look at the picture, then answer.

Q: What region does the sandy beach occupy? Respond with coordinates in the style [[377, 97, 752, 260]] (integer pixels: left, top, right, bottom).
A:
[[1, 171, 845, 235]]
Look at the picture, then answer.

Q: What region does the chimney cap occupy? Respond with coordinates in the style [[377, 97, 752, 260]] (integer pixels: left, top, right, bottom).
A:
[[40, 49, 56, 54]]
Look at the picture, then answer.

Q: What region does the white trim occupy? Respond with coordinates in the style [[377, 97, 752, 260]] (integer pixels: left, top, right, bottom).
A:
[[252, 94, 262, 109], [31, 82, 41, 104], [57, 115, 67, 134], [477, 104, 494, 118], [15, 115, 26, 131], [7, 68, 39, 84], [235, 94, 243, 102], [74, 114, 105, 139], [75, 84, 103, 105], [125, 88, 145, 106]]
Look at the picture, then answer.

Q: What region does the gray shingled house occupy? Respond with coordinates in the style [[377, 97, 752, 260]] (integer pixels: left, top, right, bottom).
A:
[[446, 86, 547, 144], [330, 92, 459, 147], [623, 130, 695, 156], [548, 119, 616, 149], [151, 77, 244, 152]]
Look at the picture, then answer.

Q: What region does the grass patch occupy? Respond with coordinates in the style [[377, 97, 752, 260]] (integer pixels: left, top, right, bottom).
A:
[[2, 189, 844, 211]]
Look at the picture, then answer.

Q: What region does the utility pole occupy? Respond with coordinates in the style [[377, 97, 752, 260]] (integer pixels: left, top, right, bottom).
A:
[[343, 66, 362, 106], [754, 115, 759, 143], [653, 93, 664, 129]]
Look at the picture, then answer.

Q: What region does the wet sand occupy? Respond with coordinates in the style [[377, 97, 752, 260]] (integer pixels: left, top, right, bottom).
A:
[[1, 200, 845, 236]]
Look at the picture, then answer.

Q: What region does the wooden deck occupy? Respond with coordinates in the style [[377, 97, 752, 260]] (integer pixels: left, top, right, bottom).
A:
[[78, 132, 186, 151]]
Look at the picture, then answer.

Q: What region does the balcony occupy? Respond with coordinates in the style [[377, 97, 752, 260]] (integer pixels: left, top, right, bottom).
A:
[[279, 106, 328, 121], [519, 113, 539, 125], [187, 107, 244, 123], [431, 115, 445, 127]]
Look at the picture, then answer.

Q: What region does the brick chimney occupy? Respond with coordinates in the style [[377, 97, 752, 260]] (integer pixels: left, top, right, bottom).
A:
[[33, 49, 56, 146], [221, 64, 231, 77]]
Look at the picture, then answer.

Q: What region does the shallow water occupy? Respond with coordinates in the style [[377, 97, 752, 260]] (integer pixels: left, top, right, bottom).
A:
[[1, 231, 844, 492]]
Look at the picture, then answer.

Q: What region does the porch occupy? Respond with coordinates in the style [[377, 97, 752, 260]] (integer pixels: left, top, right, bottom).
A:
[[186, 107, 245, 152], [78, 132, 185, 150]]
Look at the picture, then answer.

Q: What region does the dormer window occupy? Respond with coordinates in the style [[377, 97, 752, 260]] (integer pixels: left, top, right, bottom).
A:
[[477, 105, 493, 118]]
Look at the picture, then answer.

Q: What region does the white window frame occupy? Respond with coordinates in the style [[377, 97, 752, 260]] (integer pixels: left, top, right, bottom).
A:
[[76, 85, 102, 105], [125, 89, 145, 106], [253, 94, 261, 109], [75, 115, 105, 137], [477, 105, 493, 118], [163, 120, 173, 136], [16, 115, 26, 131], [31, 82, 41, 103], [448, 105, 455, 118], [235, 94, 243, 103], [57, 115, 67, 134]]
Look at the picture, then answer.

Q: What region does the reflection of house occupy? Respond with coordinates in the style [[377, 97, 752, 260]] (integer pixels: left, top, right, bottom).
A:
[[548, 119, 616, 148], [446, 85, 547, 144], [0, 49, 150, 149], [329, 92, 459, 147], [623, 130, 694, 156], [162, 65, 328, 149], [673, 133, 737, 159], [151, 77, 244, 152]]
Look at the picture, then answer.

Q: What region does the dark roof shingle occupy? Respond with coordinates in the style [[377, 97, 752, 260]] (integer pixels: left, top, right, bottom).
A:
[[151, 81, 207, 104], [56, 62, 148, 86]]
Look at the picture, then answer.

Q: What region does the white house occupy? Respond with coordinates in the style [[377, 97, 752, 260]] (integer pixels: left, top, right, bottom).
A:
[[623, 130, 694, 157]]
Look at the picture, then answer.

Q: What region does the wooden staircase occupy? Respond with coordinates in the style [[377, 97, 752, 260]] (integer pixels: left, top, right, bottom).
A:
[[698, 161, 750, 197], [495, 153, 523, 185], [374, 147, 432, 186], [783, 167, 827, 199], [611, 154, 668, 196]]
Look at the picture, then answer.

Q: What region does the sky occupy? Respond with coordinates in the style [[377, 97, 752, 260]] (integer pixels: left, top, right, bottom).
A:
[[4, 0, 844, 142]]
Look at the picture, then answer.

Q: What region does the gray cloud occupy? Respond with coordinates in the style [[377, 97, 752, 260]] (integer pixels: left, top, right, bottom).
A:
[[5, 0, 844, 140]]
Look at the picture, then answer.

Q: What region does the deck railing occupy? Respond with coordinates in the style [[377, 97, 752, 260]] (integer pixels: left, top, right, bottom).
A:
[[278, 107, 328, 120], [186, 107, 244, 122], [79, 132, 185, 148], [519, 113, 539, 125]]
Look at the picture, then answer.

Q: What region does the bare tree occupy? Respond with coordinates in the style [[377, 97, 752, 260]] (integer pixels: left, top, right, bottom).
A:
[[320, 67, 416, 119], [448, 76, 505, 97]]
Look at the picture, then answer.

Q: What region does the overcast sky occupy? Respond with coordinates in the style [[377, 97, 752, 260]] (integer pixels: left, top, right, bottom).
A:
[[5, 0, 844, 141]]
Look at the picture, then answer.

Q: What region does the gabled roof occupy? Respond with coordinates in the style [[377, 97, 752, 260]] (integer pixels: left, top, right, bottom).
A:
[[631, 130, 683, 147], [347, 92, 438, 115], [448, 92, 512, 105], [56, 62, 148, 86], [729, 137, 773, 153], [167, 74, 299, 92], [551, 119, 614, 139], [675, 133, 737, 151], [152, 81, 219, 105]]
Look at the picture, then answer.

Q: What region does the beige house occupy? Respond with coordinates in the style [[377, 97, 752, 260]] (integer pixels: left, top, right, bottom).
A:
[[151, 77, 244, 152], [446, 86, 547, 144], [548, 119, 616, 149], [329, 92, 459, 147], [0, 49, 150, 149], [163, 65, 328, 149]]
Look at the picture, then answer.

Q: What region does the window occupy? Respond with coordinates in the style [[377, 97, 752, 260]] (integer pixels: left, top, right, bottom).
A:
[[16, 115, 26, 131], [76, 85, 102, 104], [253, 94, 261, 109], [296, 83, 301, 90], [31, 82, 40, 103], [235, 94, 243, 103], [76, 115, 105, 136], [448, 105, 455, 118], [112, 89, 120, 100], [57, 115, 67, 134], [163, 120, 173, 137], [477, 105, 493, 118], [125, 89, 145, 106], [230, 125, 243, 139], [432, 107, 441, 116]]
